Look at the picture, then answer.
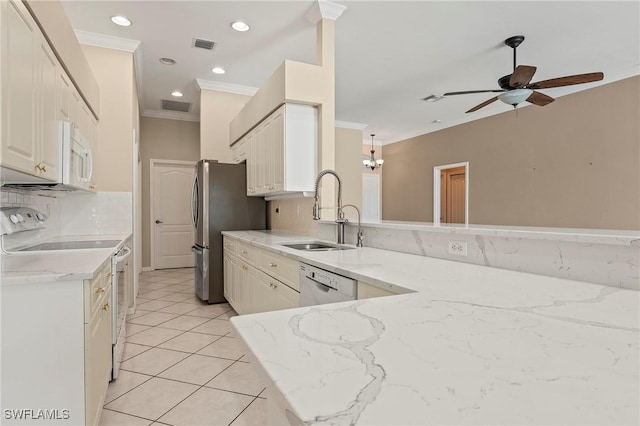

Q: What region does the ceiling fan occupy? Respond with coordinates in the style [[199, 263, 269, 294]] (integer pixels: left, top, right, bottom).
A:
[[439, 35, 604, 113]]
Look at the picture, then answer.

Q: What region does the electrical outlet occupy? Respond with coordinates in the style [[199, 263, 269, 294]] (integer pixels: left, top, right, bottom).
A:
[[448, 241, 468, 256]]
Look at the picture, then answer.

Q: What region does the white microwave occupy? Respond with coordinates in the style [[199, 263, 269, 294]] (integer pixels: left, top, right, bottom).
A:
[[59, 121, 94, 191], [1, 121, 94, 192]]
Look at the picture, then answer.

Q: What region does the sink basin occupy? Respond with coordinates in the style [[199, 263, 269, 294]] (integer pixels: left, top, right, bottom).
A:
[[282, 242, 354, 252]]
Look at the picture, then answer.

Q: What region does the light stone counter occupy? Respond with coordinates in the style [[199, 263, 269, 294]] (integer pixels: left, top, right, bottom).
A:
[[1, 233, 131, 285], [225, 230, 640, 425]]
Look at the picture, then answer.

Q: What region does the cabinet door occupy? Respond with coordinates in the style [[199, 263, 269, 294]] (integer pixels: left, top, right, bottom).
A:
[[85, 287, 113, 426], [2, 0, 38, 174], [270, 107, 285, 192], [251, 268, 277, 313], [71, 88, 83, 133], [36, 39, 60, 181], [254, 123, 267, 195], [223, 252, 235, 306], [274, 281, 299, 310], [56, 69, 72, 121], [246, 132, 256, 195]]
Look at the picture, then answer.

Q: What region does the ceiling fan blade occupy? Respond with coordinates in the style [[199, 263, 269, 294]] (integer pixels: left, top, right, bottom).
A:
[[510, 65, 537, 88], [443, 89, 504, 96], [466, 96, 498, 113], [526, 91, 555, 106], [528, 72, 604, 89]]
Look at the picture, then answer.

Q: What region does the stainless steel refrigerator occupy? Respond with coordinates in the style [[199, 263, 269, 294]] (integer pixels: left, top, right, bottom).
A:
[[191, 161, 266, 303]]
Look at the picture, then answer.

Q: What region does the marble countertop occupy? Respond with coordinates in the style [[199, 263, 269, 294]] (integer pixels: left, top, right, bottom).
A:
[[226, 230, 640, 425], [318, 219, 640, 246], [1, 233, 131, 285]]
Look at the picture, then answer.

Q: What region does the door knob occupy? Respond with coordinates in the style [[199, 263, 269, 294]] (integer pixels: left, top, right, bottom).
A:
[[156, 220, 163, 224]]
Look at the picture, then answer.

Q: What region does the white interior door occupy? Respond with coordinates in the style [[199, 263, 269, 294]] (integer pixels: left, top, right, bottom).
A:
[[152, 161, 196, 269], [362, 174, 381, 222]]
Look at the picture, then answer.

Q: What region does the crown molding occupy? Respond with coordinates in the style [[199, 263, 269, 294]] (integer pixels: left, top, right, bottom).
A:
[[142, 109, 200, 123], [195, 79, 258, 96], [74, 30, 141, 52], [335, 120, 368, 130], [305, 0, 347, 24]]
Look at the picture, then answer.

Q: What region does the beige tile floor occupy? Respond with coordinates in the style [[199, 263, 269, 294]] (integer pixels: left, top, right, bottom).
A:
[[100, 268, 268, 426]]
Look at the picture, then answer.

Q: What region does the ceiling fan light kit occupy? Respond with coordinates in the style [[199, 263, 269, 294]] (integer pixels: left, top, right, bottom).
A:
[[441, 35, 604, 113], [498, 88, 532, 106]]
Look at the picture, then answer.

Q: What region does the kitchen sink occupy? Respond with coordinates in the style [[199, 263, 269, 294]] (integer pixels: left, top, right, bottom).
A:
[[281, 242, 354, 252]]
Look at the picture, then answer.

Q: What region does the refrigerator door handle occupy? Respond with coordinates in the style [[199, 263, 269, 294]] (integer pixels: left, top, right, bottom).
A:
[[191, 244, 203, 253], [191, 175, 198, 230]]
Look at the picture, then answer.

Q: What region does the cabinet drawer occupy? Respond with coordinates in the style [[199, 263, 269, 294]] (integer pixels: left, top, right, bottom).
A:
[[259, 250, 299, 291], [85, 260, 112, 322], [223, 237, 237, 255], [237, 241, 257, 266]]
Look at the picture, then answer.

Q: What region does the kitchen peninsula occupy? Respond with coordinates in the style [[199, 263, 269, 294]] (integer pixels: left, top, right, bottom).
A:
[[227, 230, 639, 426]]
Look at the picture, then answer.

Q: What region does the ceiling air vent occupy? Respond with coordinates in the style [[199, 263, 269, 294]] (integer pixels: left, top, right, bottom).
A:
[[161, 99, 191, 112], [193, 38, 216, 50]]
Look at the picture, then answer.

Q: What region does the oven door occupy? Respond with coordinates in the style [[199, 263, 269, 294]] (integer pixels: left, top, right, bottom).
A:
[[112, 246, 131, 380]]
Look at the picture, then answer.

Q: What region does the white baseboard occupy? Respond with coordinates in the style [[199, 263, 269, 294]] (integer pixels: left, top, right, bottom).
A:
[[142, 267, 154, 272]]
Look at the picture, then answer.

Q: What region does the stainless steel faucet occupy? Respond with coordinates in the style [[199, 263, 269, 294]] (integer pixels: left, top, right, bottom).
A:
[[313, 169, 346, 244], [340, 204, 364, 247]]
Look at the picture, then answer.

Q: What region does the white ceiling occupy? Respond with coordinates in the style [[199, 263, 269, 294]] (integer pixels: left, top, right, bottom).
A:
[[61, 1, 640, 145]]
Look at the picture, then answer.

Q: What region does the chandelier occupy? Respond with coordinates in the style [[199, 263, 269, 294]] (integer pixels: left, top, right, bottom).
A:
[[362, 134, 383, 171]]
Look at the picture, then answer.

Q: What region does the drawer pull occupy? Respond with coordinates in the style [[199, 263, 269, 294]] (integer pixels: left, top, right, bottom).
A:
[[269, 282, 278, 289], [269, 262, 277, 268], [241, 250, 248, 255], [95, 287, 105, 294], [241, 265, 248, 271], [105, 272, 113, 279], [102, 302, 110, 311]]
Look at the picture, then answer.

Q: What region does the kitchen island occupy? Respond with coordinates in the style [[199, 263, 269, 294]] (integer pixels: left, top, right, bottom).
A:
[[226, 230, 639, 425]]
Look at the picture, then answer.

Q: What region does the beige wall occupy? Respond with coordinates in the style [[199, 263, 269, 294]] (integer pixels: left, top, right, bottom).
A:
[[140, 117, 200, 267], [334, 127, 363, 221], [25, 0, 100, 117], [200, 90, 250, 161], [82, 45, 135, 192], [382, 76, 640, 230]]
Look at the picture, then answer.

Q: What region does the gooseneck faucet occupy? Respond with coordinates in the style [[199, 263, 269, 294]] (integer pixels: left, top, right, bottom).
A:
[[340, 204, 364, 247], [313, 169, 347, 243]]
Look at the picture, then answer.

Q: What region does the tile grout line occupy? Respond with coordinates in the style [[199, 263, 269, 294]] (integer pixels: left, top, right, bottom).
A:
[[107, 269, 262, 424]]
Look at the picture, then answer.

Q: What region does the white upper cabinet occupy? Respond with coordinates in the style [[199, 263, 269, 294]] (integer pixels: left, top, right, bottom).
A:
[[1, 0, 97, 183], [37, 38, 60, 181], [2, 0, 39, 176], [242, 103, 317, 197]]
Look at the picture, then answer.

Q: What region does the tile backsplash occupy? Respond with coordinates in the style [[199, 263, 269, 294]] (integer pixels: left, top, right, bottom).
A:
[[1, 188, 132, 237]]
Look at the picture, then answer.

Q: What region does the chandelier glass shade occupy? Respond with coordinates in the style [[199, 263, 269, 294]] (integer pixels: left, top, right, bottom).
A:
[[363, 134, 383, 170]]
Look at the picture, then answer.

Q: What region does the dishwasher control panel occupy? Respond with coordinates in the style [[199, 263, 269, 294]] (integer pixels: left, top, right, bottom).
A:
[[299, 263, 357, 298]]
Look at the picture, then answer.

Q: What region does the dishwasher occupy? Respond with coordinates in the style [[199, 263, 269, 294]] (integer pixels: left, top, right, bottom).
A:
[[299, 263, 357, 306]]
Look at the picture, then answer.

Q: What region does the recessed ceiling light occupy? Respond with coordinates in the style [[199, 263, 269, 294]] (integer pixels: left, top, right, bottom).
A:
[[159, 57, 176, 65], [110, 15, 132, 27], [432, 119, 442, 124], [231, 21, 250, 32], [171, 91, 183, 97], [211, 67, 226, 75]]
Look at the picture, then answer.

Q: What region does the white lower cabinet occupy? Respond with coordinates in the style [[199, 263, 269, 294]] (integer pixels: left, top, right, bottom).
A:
[[2, 259, 113, 425], [224, 236, 299, 314]]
